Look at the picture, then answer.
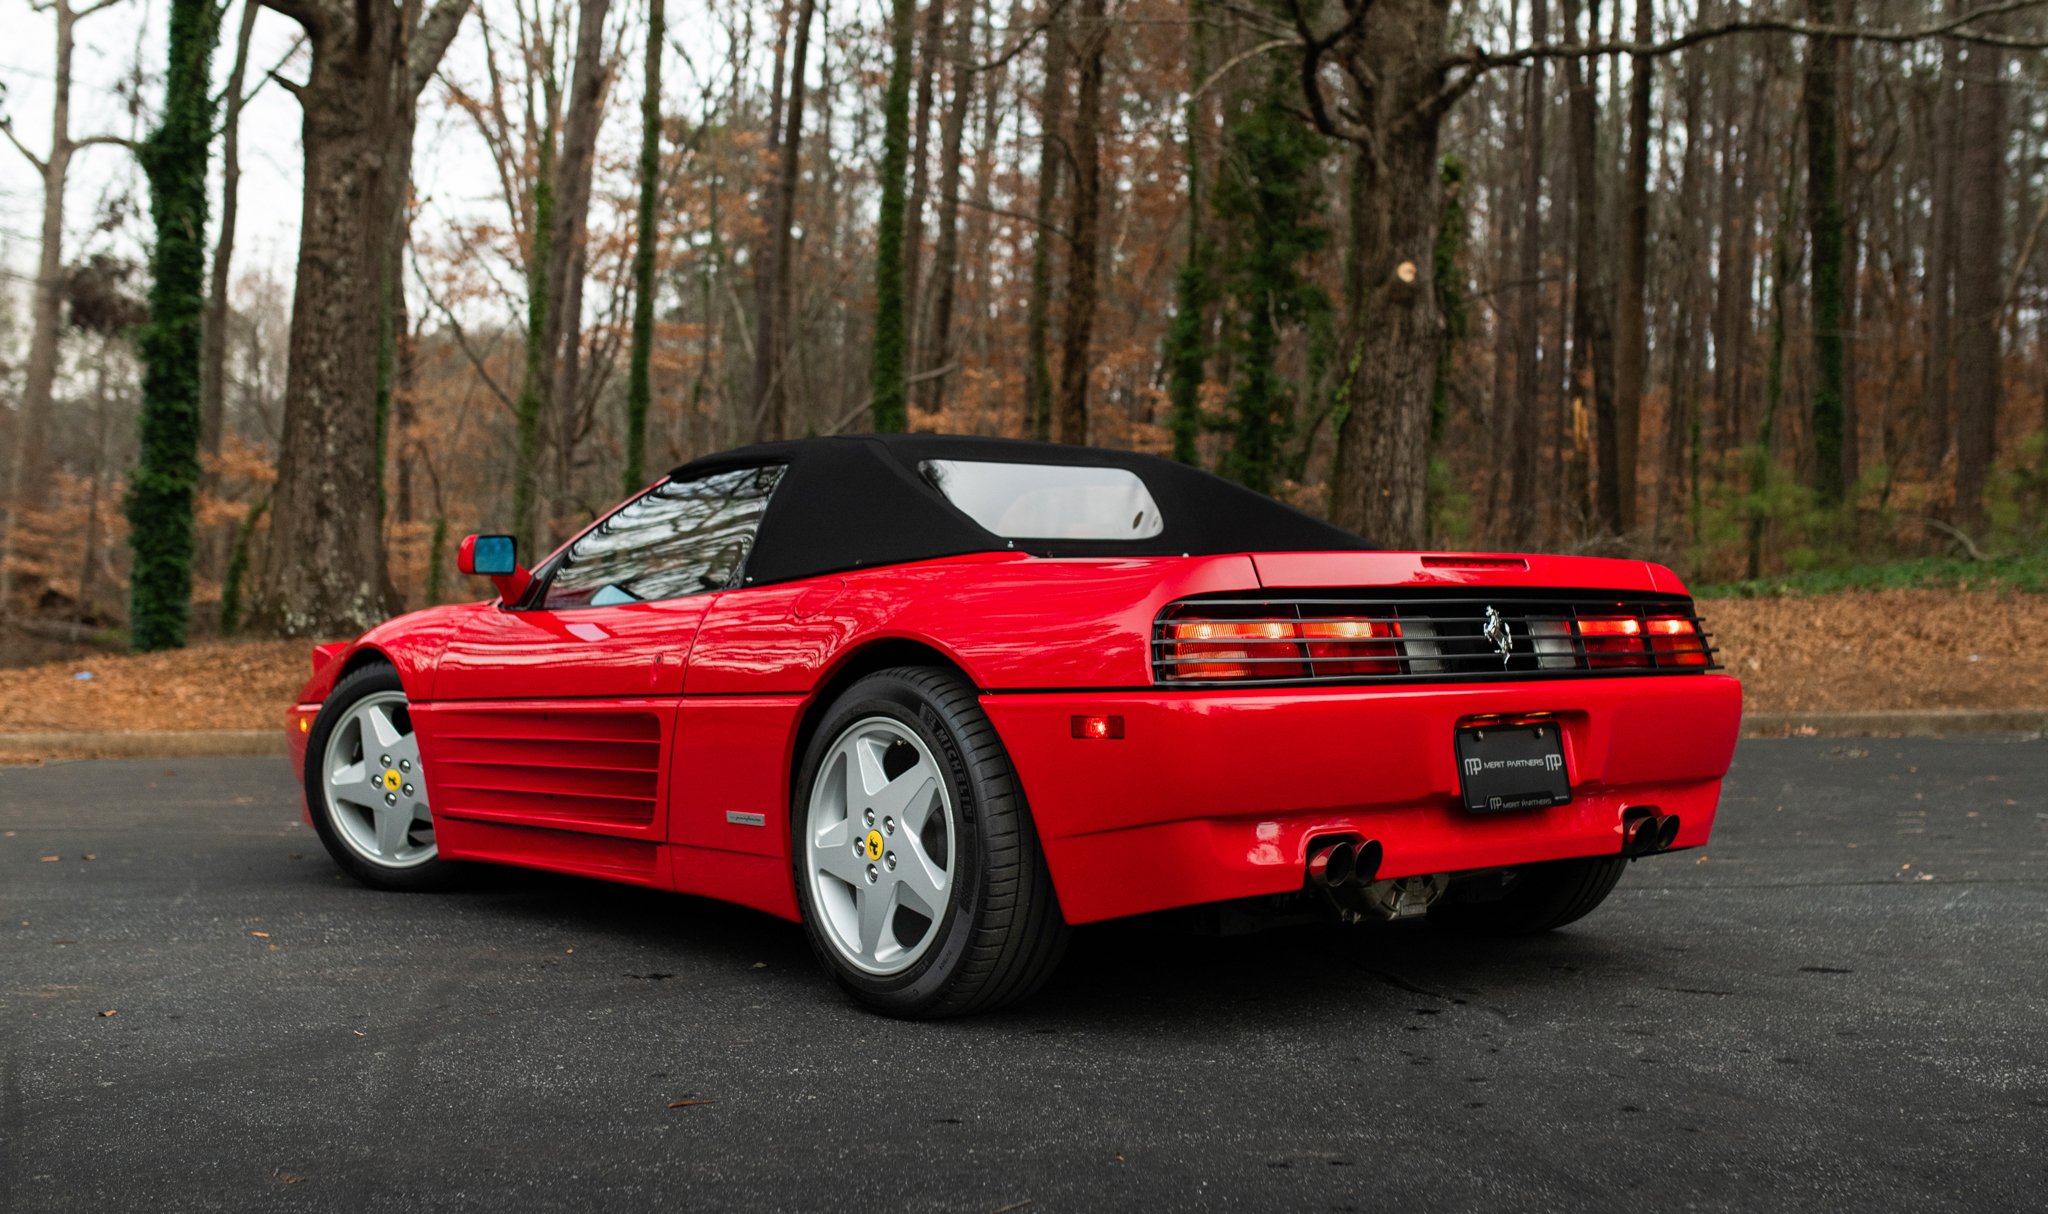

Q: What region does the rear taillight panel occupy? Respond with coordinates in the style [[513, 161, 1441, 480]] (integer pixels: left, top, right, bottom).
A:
[[1154, 593, 1716, 686]]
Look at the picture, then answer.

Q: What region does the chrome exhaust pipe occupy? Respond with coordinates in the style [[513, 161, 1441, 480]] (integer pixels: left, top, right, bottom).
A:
[[1307, 840, 1357, 888], [1655, 814, 1681, 852]]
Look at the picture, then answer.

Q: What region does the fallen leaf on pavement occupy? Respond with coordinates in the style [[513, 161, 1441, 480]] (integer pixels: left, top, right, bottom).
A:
[[98, 1009, 117, 1018], [81, 854, 96, 861], [666, 1099, 717, 1109], [251, 931, 271, 938], [40, 855, 60, 863]]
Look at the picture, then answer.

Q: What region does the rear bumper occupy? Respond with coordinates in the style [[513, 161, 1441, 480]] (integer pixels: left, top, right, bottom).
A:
[[983, 674, 1742, 924]]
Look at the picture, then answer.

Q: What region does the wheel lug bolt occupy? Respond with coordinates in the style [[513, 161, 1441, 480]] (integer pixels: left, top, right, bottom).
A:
[[380, 755, 391, 766], [402, 784, 414, 796], [865, 864, 878, 884], [854, 841, 864, 856], [863, 809, 875, 827], [384, 792, 397, 806], [885, 852, 896, 870], [400, 760, 412, 772], [883, 817, 894, 835]]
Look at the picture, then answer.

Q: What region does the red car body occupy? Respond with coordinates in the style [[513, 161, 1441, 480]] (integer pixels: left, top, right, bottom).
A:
[[288, 535, 1741, 927]]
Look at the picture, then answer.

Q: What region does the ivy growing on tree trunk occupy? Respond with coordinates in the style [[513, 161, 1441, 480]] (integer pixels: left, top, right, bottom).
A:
[[624, 0, 664, 492], [1163, 0, 1210, 466], [870, 0, 918, 433], [128, 0, 220, 651], [1210, 64, 1329, 495]]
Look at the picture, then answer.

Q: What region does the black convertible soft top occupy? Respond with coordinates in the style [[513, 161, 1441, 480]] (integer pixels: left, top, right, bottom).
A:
[[670, 434, 1373, 587]]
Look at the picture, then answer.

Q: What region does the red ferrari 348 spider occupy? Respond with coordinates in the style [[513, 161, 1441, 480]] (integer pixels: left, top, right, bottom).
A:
[[287, 435, 1742, 1016]]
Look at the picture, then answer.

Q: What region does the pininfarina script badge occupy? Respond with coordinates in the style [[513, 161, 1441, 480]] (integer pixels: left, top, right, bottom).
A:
[[1482, 606, 1512, 665]]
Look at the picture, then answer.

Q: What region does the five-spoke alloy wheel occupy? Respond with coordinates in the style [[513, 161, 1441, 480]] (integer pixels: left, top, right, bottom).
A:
[[805, 716, 956, 975], [792, 666, 1068, 1017], [305, 663, 452, 890]]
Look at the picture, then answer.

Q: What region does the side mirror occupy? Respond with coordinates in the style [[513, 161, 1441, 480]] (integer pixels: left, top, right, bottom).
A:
[[458, 533, 533, 603]]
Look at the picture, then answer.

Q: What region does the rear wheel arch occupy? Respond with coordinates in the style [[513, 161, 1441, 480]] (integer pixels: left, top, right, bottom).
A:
[[788, 638, 978, 796]]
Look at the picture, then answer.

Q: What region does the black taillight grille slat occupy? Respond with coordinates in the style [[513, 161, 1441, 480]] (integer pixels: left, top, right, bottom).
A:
[[1153, 592, 1717, 686]]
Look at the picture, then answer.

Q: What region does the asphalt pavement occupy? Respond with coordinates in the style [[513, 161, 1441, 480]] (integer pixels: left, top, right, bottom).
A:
[[2, 737, 2043, 1211]]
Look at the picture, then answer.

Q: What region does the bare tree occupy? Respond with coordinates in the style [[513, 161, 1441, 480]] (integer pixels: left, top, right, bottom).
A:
[[200, 1, 264, 501], [1054, 0, 1105, 445], [916, 0, 979, 414], [754, 0, 819, 440], [0, 0, 132, 613], [1951, 28, 2006, 528]]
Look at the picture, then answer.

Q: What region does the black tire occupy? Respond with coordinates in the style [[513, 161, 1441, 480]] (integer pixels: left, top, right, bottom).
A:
[[303, 662, 455, 892], [791, 666, 1069, 1018], [1427, 855, 1627, 937]]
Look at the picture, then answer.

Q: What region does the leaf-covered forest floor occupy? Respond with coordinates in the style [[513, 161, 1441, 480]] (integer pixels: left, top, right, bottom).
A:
[[0, 589, 2041, 749]]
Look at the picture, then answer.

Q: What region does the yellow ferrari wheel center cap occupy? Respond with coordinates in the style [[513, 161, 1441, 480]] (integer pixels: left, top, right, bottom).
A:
[[864, 830, 885, 861], [383, 769, 402, 792]]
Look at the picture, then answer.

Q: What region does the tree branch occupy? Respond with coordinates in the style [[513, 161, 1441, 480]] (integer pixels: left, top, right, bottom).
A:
[[1445, 0, 2048, 75], [267, 67, 308, 100], [256, 0, 333, 36], [73, 133, 140, 153], [963, 0, 1072, 74], [408, 0, 472, 100], [0, 122, 49, 175]]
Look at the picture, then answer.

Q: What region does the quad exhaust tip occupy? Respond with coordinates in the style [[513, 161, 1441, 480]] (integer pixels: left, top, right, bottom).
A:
[[1308, 840, 1355, 887], [1307, 837, 1383, 888], [1622, 808, 1682, 858]]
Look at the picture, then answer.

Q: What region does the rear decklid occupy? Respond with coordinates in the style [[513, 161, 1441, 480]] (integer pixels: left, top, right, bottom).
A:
[[1251, 552, 1685, 596]]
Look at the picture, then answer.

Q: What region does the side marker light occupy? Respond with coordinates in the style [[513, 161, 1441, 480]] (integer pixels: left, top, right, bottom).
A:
[[1071, 715, 1125, 740]]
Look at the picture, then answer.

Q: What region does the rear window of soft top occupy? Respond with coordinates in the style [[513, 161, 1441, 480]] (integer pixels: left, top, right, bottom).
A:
[[918, 459, 1165, 540]]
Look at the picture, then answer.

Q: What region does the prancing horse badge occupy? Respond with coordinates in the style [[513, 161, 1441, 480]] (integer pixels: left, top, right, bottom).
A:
[[1482, 606, 1512, 666]]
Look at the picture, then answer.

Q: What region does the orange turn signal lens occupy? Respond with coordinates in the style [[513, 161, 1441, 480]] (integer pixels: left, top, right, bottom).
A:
[[1645, 615, 1708, 666], [1165, 619, 1305, 680]]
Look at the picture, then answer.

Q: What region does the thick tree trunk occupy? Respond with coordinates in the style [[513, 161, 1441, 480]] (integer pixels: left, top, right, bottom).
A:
[[1951, 35, 2006, 529], [544, 0, 614, 524], [1505, 0, 1547, 546], [757, 0, 818, 440], [1656, 62, 1706, 543], [916, 0, 978, 416], [870, 0, 919, 431], [1022, 7, 1069, 441], [252, 0, 469, 636], [1564, 0, 1618, 534], [253, 12, 405, 635], [904, 0, 950, 366], [1611, 0, 1653, 532], [1327, 0, 1448, 549], [128, 0, 221, 651], [1054, 0, 1106, 446], [623, 0, 664, 490], [1922, 20, 1961, 474], [1802, 0, 1847, 506]]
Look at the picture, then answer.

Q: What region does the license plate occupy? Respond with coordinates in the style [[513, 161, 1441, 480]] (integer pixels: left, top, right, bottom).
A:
[[1454, 723, 1571, 813]]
